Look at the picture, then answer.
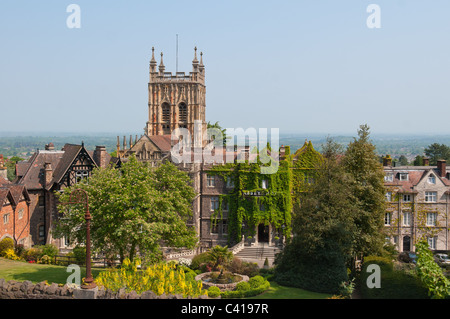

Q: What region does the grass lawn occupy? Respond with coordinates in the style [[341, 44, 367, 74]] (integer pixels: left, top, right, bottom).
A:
[[248, 280, 332, 299], [0, 257, 102, 285]]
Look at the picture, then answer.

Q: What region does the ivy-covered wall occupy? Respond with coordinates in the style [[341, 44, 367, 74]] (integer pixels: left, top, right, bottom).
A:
[[207, 141, 323, 245]]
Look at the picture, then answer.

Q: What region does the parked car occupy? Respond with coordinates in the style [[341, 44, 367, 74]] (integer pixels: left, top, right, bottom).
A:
[[434, 253, 450, 265], [398, 251, 417, 264]]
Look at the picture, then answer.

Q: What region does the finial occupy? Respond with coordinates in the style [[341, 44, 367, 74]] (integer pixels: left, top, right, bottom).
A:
[[150, 47, 156, 63], [192, 47, 198, 63]]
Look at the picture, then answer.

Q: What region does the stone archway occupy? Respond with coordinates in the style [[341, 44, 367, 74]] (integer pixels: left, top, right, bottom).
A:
[[257, 224, 269, 243]]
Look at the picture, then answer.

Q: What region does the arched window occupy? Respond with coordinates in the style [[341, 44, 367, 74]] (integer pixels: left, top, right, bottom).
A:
[[179, 103, 187, 123], [162, 103, 170, 123]]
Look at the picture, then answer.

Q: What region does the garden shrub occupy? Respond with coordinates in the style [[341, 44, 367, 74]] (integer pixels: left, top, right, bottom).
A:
[[360, 255, 428, 299], [2, 248, 20, 261], [95, 258, 207, 297], [221, 279, 271, 299], [190, 252, 211, 270], [248, 275, 266, 288], [24, 247, 42, 262], [207, 286, 221, 298], [38, 244, 59, 259], [236, 281, 251, 291], [0, 238, 14, 256]]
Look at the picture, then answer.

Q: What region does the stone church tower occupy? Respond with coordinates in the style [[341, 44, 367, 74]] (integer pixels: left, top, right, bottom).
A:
[[145, 47, 207, 139]]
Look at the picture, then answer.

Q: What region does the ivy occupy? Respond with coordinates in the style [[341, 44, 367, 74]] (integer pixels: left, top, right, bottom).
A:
[[208, 142, 322, 245]]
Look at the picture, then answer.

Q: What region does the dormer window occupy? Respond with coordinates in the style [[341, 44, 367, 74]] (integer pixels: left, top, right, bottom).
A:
[[384, 173, 394, 182], [428, 174, 436, 184], [398, 173, 409, 181]]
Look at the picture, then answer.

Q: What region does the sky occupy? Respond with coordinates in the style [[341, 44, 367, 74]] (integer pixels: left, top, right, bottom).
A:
[[1, 0, 450, 136]]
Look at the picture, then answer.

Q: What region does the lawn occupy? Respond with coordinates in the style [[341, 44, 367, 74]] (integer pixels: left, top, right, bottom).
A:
[[0, 257, 102, 285], [248, 280, 332, 299]]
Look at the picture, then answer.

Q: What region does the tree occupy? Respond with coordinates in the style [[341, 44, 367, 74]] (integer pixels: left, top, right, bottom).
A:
[[398, 155, 408, 166], [54, 156, 198, 263], [274, 138, 358, 294], [424, 143, 450, 165], [342, 124, 386, 258], [207, 121, 229, 146], [207, 245, 233, 270], [413, 155, 423, 166], [6, 156, 24, 181]]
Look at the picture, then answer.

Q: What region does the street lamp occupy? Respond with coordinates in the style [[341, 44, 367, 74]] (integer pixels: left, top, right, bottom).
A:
[[63, 188, 96, 289]]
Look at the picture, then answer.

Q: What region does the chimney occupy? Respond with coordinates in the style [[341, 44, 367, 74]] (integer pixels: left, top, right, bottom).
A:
[[437, 159, 446, 178], [94, 146, 107, 168], [423, 157, 429, 166], [383, 155, 392, 167], [44, 162, 53, 186]]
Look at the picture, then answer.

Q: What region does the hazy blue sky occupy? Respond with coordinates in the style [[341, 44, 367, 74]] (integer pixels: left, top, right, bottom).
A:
[[1, 1, 450, 136]]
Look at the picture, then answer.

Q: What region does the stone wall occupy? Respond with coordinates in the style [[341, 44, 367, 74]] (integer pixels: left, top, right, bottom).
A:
[[0, 278, 208, 299]]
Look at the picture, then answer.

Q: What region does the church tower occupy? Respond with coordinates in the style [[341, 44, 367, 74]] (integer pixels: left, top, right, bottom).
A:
[[145, 47, 206, 138]]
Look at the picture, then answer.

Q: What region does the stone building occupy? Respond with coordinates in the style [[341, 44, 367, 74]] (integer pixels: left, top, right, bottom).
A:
[[383, 155, 450, 252], [15, 143, 112, 249]]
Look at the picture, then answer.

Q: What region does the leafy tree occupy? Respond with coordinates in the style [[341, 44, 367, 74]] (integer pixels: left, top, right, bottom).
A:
[[398, 155, 409, 166], [6, 156, 24, 181], [54, 156, 198, 263], [413, 155, 424, 166], [342, 124, 387, 259], [207, 245, 233, 270], [275, 138, 357, 293], [424, 143, 450, 165], [207, 121, 229, 146]]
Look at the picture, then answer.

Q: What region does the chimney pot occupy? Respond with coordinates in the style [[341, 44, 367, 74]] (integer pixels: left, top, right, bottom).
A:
[[437, 159, 446, 178]]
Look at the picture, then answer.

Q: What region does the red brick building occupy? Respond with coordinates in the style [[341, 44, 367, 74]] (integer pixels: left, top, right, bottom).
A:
[[0, 176, 31, 248]]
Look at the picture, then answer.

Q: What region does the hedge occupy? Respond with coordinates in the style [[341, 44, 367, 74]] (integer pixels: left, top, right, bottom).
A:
[[359, 256, 429, 299]]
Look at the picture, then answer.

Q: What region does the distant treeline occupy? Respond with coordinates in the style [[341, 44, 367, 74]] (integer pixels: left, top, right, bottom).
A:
[[2, 133, 450, 164]]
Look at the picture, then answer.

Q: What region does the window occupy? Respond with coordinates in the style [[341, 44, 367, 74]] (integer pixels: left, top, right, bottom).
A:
[[428, 174, 436, 184], [384, 212, 391, 225], [261, 179, 268, 189], [403, 211, 411, 226], [403, 194, 411, 202], [211, 222, 219, 234], [39, 225, 45, 239], [162, 103, 170, 122], [179, 103, 187, 122], [385, 192, 392, 202], [207, 175, 216, 187], [18, 208, 24, 220], [3, 213, 9, 225], [38, 196, 44, 207], [425, 191, 437, 202], [210, 196, 219, 211], [226, 178, 234, 188], [427, 237, 437, 250], [75, 170, 89, 183], [222, 200, 229, 211], [426, 212, 437, 226], [221, 220, 228, 235], [384, 173, 394, 182], [398, 173, 409, 181]]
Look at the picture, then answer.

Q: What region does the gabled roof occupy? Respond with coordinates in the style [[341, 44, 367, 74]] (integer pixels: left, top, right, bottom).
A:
[[17, 150, 65, 190], [147, 135, 172, 153], [18, 143, 98, 191], [384, 165, 450, 191]]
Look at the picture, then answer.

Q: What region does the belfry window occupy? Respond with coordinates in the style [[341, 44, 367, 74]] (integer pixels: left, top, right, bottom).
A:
[[179, 103, 187, 122], [162, 103, 170, 123]]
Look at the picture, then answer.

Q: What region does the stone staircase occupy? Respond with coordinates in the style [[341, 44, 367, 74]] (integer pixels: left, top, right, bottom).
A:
[[234, 244, 282, 263]]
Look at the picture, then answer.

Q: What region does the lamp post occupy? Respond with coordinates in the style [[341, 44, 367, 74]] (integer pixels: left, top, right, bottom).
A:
[[64, 188, 96, 289]]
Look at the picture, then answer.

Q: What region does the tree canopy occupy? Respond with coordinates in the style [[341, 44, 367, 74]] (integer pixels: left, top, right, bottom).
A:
[[54, 156, 198, 263]]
